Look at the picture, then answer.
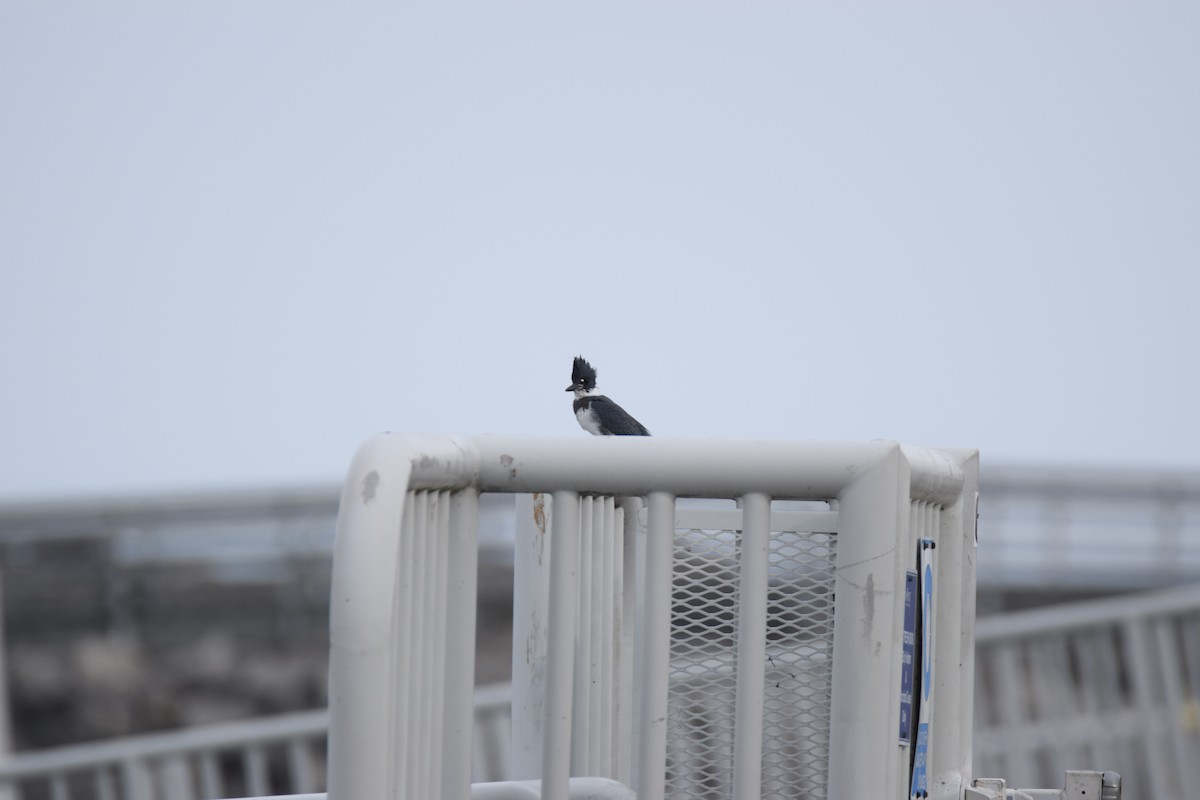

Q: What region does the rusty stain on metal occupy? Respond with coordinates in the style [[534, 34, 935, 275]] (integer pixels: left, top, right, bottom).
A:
[[532, 492, 547, 564], [532, 492, 547, 532]]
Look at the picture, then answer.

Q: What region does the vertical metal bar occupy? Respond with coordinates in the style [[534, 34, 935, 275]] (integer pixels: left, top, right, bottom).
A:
[[288, 739, 316, 794], [405, 491, 430, 798], [474, 704, 512, 782], [244, 745, 269, 798], [198, 751, 222, 798], [495, 714, 513, 783], [599, 496, 616, 777], [955, 461, 979, 783], [636, 491, 675, 800], [616, 497, 640, 786], [424, 490, 451, 800], [121, 758, 154, 800], [991, 643, 1035, 782], [543, 490, 581, 800], [394, 495, 417, 795], [160, 754, 194, 800], [733, 492, 770, 800], [1124, 618, 1170, 799], [1180, 617, 1200, 789], [827, 448, 905, 799], [590, 495, 607, 772], [1073, 630, 1115, 772], [49, 775, 68, 800], [1154, 617, 1194, 792], [931, 494, 967, 792], [411, 491, 433, 799], [573, 496, 594, 773], [512, 492, 551, 779], [442, 490, 480, 800], [95, 767, 118, 800]]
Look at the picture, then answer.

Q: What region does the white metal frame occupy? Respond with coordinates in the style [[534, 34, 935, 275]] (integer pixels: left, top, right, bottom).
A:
[[328, 434, 979, 800]]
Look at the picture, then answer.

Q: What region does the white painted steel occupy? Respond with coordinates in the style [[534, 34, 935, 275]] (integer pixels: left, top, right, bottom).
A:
[[470, 777, 637, 799], [445, 491, 482, 800], [615, 499, 639, 786], [826, 446, 906, 800], [0, 435, 980, 800], [511, 493, 551, 780], [635, 492, 675, 800], [925, 463, 984, 800], [314, 434, 974, 800], [222, 782, 636, 800], [731, 493, 769, 800], [542, 490, 580, 800]]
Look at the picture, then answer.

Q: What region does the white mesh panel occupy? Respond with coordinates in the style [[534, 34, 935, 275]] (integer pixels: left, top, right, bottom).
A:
[[664, 508, 837, 800]]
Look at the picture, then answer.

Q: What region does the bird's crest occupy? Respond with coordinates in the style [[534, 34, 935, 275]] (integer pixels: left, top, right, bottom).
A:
[[571, 356, 598, 390]]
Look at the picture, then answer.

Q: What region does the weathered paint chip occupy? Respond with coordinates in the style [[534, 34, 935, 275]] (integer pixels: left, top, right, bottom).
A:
[[361, 470, 380, 504]]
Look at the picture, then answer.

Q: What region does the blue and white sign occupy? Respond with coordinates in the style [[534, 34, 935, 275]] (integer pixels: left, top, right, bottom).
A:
[[898, 570, 917, 744], [910, 722, 929, 797], [910, 539, 936, 800]]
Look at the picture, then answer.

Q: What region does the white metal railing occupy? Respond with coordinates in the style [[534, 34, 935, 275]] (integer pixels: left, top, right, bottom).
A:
[[974, 582, 1200, 800], [12, 573, 1190, 800], [0, 709, 327, 800], [328, 434, 979, 800], [0, 686, 512, 800], [0, 435, 981, 800]]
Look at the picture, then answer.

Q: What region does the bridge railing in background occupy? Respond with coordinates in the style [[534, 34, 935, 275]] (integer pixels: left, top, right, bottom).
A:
[[980, 465, 1200, 591], [0, 685, 514, 800], [974, 582, 1200, 800], [0, 708, 327, 800], [15, 572, 1196, 800]]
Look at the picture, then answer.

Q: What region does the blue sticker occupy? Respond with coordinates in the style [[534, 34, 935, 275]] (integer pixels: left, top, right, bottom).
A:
[[910, 722, 929, 796], [923, 562, 933, 702], [899, 571, 917, 744]]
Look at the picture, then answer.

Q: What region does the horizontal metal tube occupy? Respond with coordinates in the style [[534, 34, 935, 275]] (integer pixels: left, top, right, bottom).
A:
[[366, 435, 963, 504]]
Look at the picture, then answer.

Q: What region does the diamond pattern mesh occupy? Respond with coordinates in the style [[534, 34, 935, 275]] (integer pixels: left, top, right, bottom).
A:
[[665, 507, 836, 800]]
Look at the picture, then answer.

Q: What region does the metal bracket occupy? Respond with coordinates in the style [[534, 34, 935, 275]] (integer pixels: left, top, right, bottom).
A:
[[969, 771, 1120, 800]]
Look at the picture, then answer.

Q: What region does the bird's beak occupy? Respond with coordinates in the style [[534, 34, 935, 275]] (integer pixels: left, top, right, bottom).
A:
[[566, 382, 581, 392]]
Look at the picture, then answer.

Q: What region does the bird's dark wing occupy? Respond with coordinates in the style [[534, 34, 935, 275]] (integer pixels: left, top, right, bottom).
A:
[[591, 395, 651, 436]]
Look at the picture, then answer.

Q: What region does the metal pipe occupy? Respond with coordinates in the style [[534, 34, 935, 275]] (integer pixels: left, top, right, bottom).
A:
[[826, 448, 906, 799], [391, 435, 962, 505], [443, 491, 481, 800], [408, 492, 430, 798], [571, 496, 593, 773], [732, 493, 770, 800], [635, 491, 675, 800], [542, 491, 580, 800], [511, 493, 550, 779]]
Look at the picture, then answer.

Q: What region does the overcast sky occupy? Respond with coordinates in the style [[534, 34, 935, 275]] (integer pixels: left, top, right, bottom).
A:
[[2, 3, 1198, 502]]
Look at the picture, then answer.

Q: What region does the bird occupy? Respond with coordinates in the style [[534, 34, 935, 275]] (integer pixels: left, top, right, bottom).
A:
[[566, 356, 651, 436]]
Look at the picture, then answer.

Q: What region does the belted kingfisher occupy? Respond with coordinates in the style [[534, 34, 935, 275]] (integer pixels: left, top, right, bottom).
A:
[[566, 356, 651, 436]]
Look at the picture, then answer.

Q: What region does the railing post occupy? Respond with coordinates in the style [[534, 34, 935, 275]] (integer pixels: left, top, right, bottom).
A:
[[543, 491, 581, 800], [443, 491, 481, 800], [159, 754, 195, 800], [732, 493, 770, 800], [120, 758, 154, 800], [827, 446, 907, 799], [616, 497, 641, 787], [635, 491, 675, 800], [512, 493, 550, 779]]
